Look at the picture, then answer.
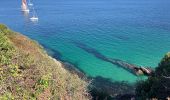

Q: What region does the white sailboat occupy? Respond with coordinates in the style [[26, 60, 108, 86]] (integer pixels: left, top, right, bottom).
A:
[[30, 8, 38, 21], [21, 0, 29, 12]]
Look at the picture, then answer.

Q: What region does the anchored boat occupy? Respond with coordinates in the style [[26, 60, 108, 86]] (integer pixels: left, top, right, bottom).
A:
[[30, 16, 38, 21], [21, 0, 29, 13], [30, 8, 38, 21]]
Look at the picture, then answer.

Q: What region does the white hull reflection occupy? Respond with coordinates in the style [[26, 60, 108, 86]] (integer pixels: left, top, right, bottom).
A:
[[30, 17, 39, 22]]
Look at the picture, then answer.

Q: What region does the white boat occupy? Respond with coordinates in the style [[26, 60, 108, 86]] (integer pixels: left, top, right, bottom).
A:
[[21, 0, 29, 13], [30, 16, 38, 21], [30, 8, 38, 22]]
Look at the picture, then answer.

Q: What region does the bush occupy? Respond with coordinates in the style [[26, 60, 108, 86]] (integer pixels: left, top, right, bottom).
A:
[[136, 52, 170, 99]]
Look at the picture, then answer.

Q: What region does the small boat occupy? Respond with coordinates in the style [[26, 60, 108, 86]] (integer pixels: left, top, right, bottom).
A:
[[30, 16, 38, 21], [21, 0, 29, 13], [30, 8, 38, 22]]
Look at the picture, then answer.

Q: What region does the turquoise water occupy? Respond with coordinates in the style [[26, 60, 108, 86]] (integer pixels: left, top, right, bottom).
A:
[[0, 0, 170, 83]]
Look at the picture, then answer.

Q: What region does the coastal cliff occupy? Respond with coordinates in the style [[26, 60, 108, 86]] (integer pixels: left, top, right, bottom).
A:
[[1, 24, 170, 100], [0, 24, 90, 100]]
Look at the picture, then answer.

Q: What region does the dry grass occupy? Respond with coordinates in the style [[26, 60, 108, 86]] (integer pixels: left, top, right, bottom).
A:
[[0, 24, 91, 100]]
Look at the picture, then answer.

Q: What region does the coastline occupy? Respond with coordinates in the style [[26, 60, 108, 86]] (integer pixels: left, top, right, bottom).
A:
[[43, 44, 137, 99], [47, 52, 136, 99], [3, 23, 167, 99], [48, 55, 86, 79], [0, 24, 136, 99]]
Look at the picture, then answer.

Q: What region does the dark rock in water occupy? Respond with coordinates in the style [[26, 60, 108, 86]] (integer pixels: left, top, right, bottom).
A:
[[139, 67, 154, 76], [72, 40, 154, 76]]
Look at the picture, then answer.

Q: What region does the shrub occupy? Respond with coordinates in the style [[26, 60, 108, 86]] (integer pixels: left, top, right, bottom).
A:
[[136, 52, 170, 99]]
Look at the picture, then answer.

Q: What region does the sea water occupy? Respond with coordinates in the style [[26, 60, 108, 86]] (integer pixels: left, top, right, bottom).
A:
[[0, 0, 170, 83]]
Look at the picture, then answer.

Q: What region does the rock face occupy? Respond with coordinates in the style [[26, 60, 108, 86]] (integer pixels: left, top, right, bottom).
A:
[[0, 24, 90, 100], [136, 67, 154, 76]]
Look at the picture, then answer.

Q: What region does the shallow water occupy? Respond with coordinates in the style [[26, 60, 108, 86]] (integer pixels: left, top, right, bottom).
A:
[[0, 0, 170, 83]]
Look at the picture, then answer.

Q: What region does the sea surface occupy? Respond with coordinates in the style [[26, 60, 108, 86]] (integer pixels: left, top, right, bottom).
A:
[[0, 0, 170, 83]]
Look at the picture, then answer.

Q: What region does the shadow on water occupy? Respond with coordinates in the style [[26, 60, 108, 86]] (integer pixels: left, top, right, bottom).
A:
[[40, 43, 87, 77], [89, 76, 135, 100], [41, 44, 62, 60], [72, 41, 140, 75]]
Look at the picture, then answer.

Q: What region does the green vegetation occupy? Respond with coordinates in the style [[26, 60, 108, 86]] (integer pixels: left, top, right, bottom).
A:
[[0, 24, 90, 100], [136, 53, 170, 99]]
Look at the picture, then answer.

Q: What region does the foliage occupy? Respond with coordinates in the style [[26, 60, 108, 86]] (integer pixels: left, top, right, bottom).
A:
[[0, 31, 15, 65], [136, 53, 170, 99], [0, 24, 90, 100], [0, 92, 14, 100]]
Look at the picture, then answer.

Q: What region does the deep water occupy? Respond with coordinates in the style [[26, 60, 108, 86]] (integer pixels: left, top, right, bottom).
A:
[[0, 0, 170, 83]]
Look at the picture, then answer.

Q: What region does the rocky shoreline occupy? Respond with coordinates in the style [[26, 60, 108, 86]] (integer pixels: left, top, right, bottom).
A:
[[47, 53, 136, 99]]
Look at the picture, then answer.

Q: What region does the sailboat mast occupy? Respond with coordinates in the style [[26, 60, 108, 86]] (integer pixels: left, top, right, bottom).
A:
[[22, 0, 28, 11], [22, 0, 27, 4]]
